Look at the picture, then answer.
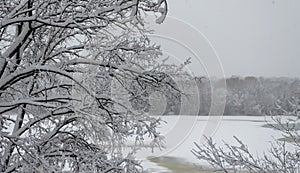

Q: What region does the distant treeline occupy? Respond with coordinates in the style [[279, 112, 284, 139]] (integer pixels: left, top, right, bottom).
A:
[[133, 76, 300, 116], [194, 76, 300, 115]]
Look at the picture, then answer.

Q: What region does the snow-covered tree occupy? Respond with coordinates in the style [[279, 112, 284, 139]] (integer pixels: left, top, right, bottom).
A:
[[192, 97, 300, 172], [0, 0, 169, 172]]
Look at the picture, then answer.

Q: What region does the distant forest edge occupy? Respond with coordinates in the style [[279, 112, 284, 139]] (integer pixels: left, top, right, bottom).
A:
[[131, 76, 300, 116]]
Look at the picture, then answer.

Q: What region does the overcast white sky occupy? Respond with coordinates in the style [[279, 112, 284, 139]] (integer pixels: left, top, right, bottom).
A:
[[155, 0, 300, 78]]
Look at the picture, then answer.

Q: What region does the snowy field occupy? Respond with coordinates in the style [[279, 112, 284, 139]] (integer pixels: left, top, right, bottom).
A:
[[3, 115, 291, 172], [130, 115, 290, 172]]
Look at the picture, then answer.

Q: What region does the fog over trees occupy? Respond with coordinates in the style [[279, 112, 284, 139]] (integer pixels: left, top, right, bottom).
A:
[[144, 76, 300, 116], [200, 76, 300, 115]]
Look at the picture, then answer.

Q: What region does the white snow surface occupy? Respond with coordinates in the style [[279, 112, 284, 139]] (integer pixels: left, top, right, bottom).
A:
[[131, 115, 290, 171]]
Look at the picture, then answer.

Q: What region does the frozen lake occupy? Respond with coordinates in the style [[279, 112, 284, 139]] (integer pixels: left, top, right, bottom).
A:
[[4, 114, 290, 172], [129, 115, 289, 172]]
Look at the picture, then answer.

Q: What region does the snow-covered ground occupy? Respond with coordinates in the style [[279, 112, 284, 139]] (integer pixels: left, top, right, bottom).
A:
[[4, 114, 289, 172], [133, 115, 289, 172]]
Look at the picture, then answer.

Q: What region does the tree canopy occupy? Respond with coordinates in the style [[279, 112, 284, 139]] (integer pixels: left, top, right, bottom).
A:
[[0, 0, 171, 172]]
